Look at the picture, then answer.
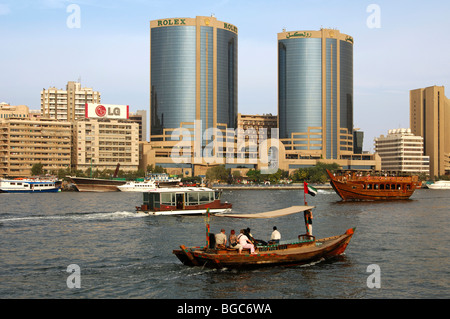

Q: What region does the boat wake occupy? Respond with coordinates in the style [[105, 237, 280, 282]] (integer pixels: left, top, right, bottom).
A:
[[317, 189, 335, 195], [0, 211, 147, 224]]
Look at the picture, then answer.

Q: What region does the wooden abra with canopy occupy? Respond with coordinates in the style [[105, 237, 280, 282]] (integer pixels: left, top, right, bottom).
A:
[[173, 206, 355, 269]]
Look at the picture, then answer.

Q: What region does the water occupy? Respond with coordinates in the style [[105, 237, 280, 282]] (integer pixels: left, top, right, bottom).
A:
[[0, 188, 449, 299]]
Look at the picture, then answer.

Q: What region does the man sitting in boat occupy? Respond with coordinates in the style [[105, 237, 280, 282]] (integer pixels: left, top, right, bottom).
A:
[[237, 229, 256, 254], [245, 227, 267, 246], [215, 229, 227, 249], [269, 226, 281, 244]]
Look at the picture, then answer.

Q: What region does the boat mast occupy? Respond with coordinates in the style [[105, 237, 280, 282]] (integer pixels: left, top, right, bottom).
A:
[[205, 207, 210, 247]]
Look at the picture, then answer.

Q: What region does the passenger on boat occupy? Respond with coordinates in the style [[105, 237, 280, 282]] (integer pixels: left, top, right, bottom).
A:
[[237, 229, 255, 254], [244, 228, 255, 244], [215, 229, 227, 249], [245, 227, 267, 246], [229, 229, 238, 248], [269, 226, 281, 244], [304, 209, 313, 235]]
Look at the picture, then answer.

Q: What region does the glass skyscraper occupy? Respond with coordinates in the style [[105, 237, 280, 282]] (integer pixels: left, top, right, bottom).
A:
[[150, 16, 238, 138], [278, 29, 354, 160]]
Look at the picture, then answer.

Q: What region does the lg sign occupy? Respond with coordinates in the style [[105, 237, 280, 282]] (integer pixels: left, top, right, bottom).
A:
[[86, 103, 129, 119]]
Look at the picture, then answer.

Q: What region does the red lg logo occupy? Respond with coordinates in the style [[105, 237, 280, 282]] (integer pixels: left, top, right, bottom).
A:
[[95, 105, 106, 117]]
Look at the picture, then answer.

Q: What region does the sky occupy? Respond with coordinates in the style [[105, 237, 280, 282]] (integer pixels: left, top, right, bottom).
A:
[[1, 0, 449, 151]]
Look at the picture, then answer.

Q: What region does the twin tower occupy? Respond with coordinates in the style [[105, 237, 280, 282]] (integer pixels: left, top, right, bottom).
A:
[[150, 16, 354, 161]]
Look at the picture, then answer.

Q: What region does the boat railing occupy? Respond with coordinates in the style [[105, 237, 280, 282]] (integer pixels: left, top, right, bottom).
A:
[[256, 235, 315, 252]]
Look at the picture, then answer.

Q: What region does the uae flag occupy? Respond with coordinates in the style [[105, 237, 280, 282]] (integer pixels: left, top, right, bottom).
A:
[[304, 182, 317, 196]]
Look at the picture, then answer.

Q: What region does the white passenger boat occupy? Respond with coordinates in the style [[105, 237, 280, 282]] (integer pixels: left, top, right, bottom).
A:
[[427, 180, 450, 189], [146, 173, 181, 187], [0, 178, 61, 193], [118, 180, 158, 192]]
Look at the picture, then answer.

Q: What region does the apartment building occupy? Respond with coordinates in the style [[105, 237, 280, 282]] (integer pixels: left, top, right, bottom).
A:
[[129, 110, 148, 142], [73, 118, 139, 172], [41, 81, 101, 121], [0, 118, 71, 177], [374, 128, 430, 174], [0, 103, 30, 119]]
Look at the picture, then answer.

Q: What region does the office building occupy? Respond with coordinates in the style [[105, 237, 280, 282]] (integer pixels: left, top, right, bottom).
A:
[[41, 81, 101, 121], [150, 16, 238, 138], [374, 128, 429, 174], [0, 118, 71, 177], [278, 28, 354, 160], [410, 86, 450, 177]]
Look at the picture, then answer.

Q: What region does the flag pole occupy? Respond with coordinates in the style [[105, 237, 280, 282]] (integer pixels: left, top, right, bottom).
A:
[[303, 181, 307, 205], [206, 207, 210, 248]]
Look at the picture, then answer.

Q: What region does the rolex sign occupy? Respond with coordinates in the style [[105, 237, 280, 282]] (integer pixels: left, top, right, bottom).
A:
[[85, 103, 129, 119]]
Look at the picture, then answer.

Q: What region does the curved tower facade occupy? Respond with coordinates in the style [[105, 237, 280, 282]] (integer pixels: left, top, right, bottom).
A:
[[150, 16, 238, 137], [278, 28, 354, 160]]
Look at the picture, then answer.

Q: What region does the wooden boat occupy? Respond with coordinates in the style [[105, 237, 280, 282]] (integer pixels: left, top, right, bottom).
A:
[[68, 163, 126, 192], [173, 206, 355, 269], [0, 177, 61, 193], [136, 186, 232, 215], [326, 169, 418, 201], [68, 176, 126, 192]]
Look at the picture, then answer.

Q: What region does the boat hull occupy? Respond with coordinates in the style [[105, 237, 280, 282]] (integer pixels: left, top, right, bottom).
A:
[[427, 181, 450, 189], [173, 228, 355, 269], [144, 208, 232, 216], [326, 170, 417, 201], [0, 188, 60, 193], [118, 187, 158, 192], [68, 177, 126, 192]]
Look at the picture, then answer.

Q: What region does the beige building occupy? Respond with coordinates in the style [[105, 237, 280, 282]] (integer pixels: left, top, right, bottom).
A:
[[0, 103, 30, 119], [73, 118, 139, 172], [410, 86, 450, 177], [41, 81, 101, 122], [0, 118, 71, 177], [129, 110, 148, 142], [374, 128, 429, 174], [237, 113, 277, 140]]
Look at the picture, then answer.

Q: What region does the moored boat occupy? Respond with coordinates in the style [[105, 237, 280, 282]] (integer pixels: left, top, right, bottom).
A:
[[173, 205, 355, 269], [0, 177, 61, 193], [427, 180, 450, 189], [136, 186, 232, 215], [118, 180, 158, 192], [326, 169, 418, 201], [146, 173, 181, 187], [68, 176, 126, 192]]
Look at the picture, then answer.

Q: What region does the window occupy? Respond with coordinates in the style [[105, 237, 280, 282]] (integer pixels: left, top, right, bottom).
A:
[[188, 192, 199, 206], [161, 193, 175, 206]]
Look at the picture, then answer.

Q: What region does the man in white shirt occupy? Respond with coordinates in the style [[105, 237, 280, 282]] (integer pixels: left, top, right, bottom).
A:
[[215, 229, 227, 248], [270, 226, 281, 244]]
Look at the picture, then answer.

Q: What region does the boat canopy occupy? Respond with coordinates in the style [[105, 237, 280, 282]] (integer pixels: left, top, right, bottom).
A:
[[215, 205, 315, 219]]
